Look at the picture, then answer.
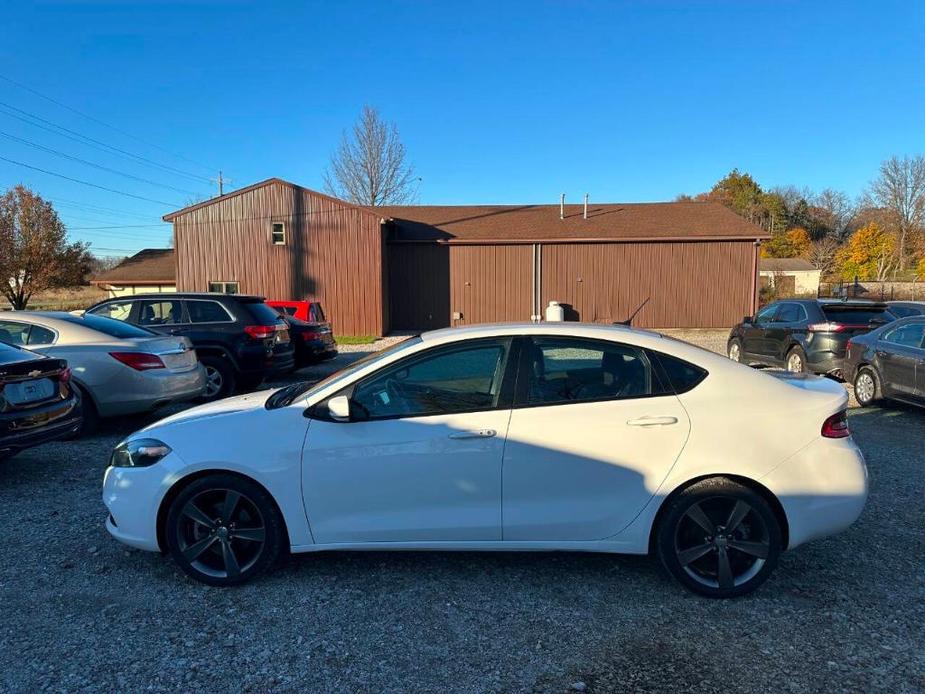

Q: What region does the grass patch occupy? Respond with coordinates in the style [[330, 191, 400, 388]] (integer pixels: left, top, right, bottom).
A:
[[337, 335, 378, 345]]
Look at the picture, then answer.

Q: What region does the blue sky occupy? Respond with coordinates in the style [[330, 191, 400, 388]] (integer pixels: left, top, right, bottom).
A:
[[1, 1, 923, 256]]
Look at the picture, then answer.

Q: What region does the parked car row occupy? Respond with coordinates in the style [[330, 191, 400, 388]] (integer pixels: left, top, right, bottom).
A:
[[0, 294, 337, 457], [728, 299, 925, 410]]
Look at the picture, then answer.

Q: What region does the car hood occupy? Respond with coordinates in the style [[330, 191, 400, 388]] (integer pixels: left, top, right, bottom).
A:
[[141, 389, 277, 430]]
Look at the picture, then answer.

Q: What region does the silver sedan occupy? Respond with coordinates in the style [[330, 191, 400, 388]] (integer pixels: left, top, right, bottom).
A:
[[0, 312, 206, 432]]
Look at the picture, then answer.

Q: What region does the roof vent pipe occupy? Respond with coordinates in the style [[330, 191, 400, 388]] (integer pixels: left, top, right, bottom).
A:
[[560, 193, 565, 220], [583, 194, 589, 219]]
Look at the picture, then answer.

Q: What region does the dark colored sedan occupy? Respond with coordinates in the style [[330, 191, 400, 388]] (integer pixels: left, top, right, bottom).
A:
[[727, 299, 891, 377], [275, 313, 337, 368], [845, 316, 925, 408], [0, 341, 82, 459]]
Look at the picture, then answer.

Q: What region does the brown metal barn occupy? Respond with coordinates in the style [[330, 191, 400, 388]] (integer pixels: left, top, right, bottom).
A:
[[164, 179, 769, 336]]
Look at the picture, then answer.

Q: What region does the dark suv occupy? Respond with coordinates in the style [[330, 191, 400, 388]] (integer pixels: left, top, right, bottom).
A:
[[727, 299, 891, 377], [85, 293, 294, 399]]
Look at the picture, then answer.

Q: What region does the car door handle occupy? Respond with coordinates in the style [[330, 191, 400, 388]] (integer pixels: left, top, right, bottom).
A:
[[448, 429, 497, 439], [627, 416, 678, 427]]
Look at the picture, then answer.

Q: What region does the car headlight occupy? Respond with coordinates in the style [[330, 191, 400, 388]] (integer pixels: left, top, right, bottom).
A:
[[110, 438, 172, 468]]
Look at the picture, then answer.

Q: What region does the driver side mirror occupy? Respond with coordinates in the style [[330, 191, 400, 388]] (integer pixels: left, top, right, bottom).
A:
[[327, 395, 352, 422], [743, 315, 753, 324]]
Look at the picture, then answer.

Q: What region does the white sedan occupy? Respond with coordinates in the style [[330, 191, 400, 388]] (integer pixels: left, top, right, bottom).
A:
[[103, 323, 867, 597]]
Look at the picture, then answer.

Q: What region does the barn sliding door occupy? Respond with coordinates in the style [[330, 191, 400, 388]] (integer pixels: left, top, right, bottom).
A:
[[449, 245, 533, 326]]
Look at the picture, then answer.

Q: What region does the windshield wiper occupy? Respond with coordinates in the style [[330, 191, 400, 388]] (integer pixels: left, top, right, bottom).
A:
[[265, 381, 313, 409]]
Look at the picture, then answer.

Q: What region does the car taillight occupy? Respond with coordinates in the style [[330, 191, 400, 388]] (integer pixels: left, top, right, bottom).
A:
[[808, 322, 846, 332], [301, 331, 320, 341], [109, 352, 166, 371], [59, 367, 71, 383], [822, 410, 850, 438], [244, 325, 277, 339], [58, 367, 72, 396]]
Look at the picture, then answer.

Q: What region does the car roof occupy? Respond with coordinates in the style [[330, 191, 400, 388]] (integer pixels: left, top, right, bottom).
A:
[[420, 321, 647, 342], [91, 293, 265, 303]]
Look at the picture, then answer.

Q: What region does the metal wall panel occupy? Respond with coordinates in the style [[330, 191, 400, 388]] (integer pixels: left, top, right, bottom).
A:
[[540, 240, 756, 328], [388, 244, 451, 330], [173, 181, 386, 336]]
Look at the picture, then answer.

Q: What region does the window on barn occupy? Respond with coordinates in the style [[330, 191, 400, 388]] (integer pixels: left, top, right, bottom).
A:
[[208, 281, 239, 294], [271, 222, 286, 245]]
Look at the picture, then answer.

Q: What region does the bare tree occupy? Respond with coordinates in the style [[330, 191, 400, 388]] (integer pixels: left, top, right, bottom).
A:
[[0, 185, 92, 309], [323, 106, 417, 206], [807, 236, 840, 279], [869, 155, 925, 271], [811, 189, 856, 241]]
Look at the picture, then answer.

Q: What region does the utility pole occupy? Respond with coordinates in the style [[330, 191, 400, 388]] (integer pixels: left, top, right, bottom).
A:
[[211, 170, 231, 196]]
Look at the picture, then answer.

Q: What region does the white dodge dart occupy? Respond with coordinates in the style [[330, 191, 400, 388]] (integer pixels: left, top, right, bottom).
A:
[[103, 323, 867, 597]]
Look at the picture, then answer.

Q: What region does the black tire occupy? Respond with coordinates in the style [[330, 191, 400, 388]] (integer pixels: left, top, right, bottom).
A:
[[785, 345, 808, 373], [74, 384, 99, 436], [199, 356, 236, 401], [656, 477, 783, 598], [165, 474, 285, 586], [727, 338, 744, 363], [853, 366, 881, 407]]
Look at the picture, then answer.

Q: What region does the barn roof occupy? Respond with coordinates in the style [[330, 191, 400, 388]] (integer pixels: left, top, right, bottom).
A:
[[162, 177, 770, 242], [90, 248, 176, 285]]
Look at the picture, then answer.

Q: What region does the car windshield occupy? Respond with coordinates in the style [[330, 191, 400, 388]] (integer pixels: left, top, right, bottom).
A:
[[265, 336, 422, 409], [821, 306, 888, 324], [57, 313, 157, 338]]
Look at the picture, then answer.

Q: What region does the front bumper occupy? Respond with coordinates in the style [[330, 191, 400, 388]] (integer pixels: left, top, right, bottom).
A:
[[102, 458, 175, 552], [761, 435, 868, 549]]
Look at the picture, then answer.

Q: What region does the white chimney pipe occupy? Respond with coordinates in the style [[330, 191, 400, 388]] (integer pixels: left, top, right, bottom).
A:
[[583, 193, 589, 219], [560, 193, 565, 220]]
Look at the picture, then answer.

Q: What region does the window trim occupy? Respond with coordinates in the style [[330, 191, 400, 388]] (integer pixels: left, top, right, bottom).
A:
[[208, 281, 240, 295], [270, 222, 286, 246], [511, 335, 673, 410], [319, 336, 521, 422]]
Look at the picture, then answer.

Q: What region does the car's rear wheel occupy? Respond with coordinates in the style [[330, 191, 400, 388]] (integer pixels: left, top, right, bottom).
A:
[[785, 346, 807, 373], [199, 356, 236, 401], [165, 474, 285, 586], [854, 366, 880, 406], [727, 338, 743, 363], [74, 384, 99, 436], [656, 478, 782, 598]]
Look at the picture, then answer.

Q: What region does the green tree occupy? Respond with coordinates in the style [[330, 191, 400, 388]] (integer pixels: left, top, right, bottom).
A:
[[0, 185, 92, 309]]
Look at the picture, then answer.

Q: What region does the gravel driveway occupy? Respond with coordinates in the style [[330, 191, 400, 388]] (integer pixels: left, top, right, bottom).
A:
[[1, 333, 922, 693]]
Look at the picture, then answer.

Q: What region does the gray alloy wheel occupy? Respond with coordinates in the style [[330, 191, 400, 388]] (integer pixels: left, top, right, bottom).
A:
[[203, 365, 224, 398], [728, 341, 742, 362], [786, 349, 805, 373], [854, 368, 878, 406]]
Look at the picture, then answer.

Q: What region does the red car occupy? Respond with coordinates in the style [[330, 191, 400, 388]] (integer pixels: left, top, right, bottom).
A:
[[266, 301, 337, 366]]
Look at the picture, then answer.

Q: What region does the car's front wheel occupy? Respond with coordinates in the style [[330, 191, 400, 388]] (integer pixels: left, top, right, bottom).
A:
[[854, 366, 881, 407], [727, 338, 743, 363], [656, 478, 783, 598], [165, 474, 285, 586]]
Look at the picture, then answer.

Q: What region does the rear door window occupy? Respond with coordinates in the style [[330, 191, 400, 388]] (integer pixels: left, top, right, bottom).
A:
[[775, 303, 806, 323], [519, 337, 653, 405], [186, 300, 234, 323], [138, 299, 183, 326], [882, 323, 925, 349]]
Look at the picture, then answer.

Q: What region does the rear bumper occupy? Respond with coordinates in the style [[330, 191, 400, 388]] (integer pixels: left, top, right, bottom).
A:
[[805, 334, 852, 375], [95, 365, 207, 417], [760, 435, 868, 549], [0, 396, 82, 455]]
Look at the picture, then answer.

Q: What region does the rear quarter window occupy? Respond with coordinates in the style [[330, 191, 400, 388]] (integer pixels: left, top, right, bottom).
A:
[[187, 300, 233, 323], [649, 351, 708, 394]]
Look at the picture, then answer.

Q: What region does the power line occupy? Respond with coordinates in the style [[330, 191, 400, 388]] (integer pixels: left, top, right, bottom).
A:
[[67, 223, 167, 230], [45, 197, 162, 221], [0, 129, 204, 196], [0, 72, 216, 173], [0, 101, 213, 185], [0, 155, 181, 206]]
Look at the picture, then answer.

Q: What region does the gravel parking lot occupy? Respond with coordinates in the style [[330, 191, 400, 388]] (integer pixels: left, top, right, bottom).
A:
[[1, 332, 922, 693]]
